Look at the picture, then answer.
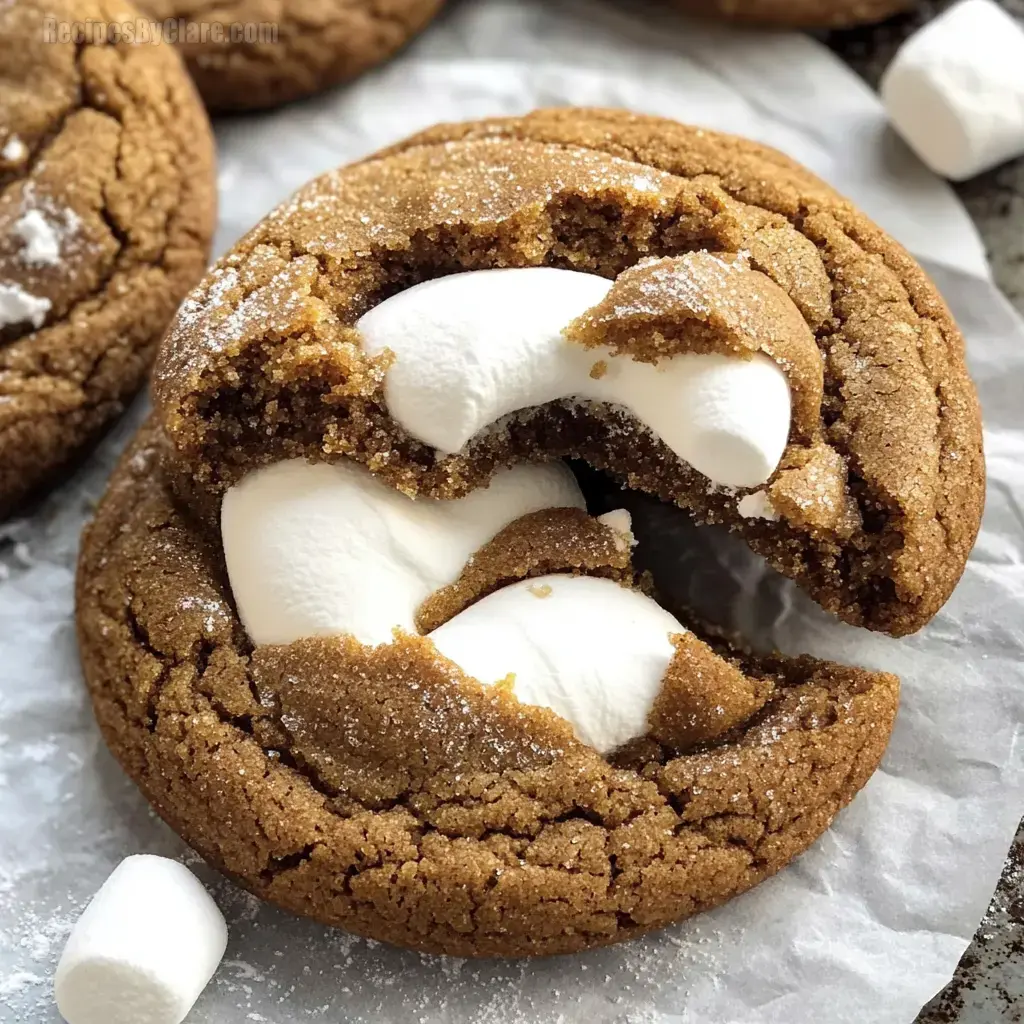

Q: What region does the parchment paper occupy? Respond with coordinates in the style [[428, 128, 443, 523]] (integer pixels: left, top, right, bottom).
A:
[[2, 2, 1022, 1022]]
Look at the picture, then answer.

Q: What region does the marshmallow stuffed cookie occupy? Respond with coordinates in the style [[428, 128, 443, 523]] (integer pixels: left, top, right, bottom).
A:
[[76, 110, 983, 958]]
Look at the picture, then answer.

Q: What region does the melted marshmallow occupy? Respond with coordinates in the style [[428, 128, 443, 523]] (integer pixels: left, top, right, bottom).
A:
[[358, 267, 792, 490], [222, 458, 585, 647], [429, 574, 684, 754]]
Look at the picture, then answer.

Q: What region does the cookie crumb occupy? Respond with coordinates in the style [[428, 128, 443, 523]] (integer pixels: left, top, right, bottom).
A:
[[597, 509, 637, 552], [494, 672, 516, 693]]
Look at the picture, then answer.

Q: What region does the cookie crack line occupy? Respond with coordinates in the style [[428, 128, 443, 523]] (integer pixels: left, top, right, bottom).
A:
[[1, 37, 129, 353], [0, 35, 88, 197]]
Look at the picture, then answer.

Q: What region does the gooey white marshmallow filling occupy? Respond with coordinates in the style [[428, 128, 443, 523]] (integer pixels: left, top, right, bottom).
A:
[[223, 263, 796, 754], [222, 458, 585, 648], [358, 267, 792, 490], [223, 459, 688, 753]]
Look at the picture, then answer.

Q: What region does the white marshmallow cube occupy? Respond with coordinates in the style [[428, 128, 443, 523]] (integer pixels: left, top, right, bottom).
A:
[[54, 855, 228, 1024], [881, 0, 1024, 180], [357, 267, 792, 491]]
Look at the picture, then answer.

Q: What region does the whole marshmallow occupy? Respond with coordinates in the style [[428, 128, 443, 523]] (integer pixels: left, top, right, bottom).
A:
[[357, 267, 791, 490], [54, 856, 227, 1024], [881, 0, 1024, 180], [222, 458, 585, 647], [429, 574, 685, 754]]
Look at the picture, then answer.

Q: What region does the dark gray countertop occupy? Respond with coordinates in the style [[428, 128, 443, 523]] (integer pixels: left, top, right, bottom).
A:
[[827, 5, 1024, 1020]]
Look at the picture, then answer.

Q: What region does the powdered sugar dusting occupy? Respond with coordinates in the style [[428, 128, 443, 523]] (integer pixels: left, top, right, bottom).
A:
[[0, 135, 26, 164], [12, 208, 78, 267], [0, 881, 79, 1022], [0, 283, 50, 330], [189, 892, 729, 1024]]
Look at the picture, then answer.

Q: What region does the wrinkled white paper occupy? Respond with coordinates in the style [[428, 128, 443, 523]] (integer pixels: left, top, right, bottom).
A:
[[1, 2, 1021, 1022]]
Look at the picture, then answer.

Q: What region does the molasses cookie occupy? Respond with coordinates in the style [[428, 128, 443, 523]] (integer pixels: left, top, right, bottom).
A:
[[0, 0, 216, 518], [78, 109, 983, 957], [134, 0, 445, 112], [672, 0, 914, 27]]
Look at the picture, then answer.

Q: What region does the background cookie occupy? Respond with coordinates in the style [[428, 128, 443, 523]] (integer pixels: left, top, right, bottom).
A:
[[135, 0, 446, 112], [672, 0, 915, 27], [0, 0, 216, 518]]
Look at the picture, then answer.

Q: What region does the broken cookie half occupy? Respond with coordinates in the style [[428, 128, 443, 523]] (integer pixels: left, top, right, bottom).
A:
[[77, 111, 983, 957]]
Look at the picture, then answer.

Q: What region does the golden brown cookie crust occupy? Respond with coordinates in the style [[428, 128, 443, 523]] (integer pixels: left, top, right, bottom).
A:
[[77, 420, 900, 956], [672, 0, 913, 27], [0, 0, 216, 518], [153, 110, 984, 637], [134, 0, 445, 112]]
